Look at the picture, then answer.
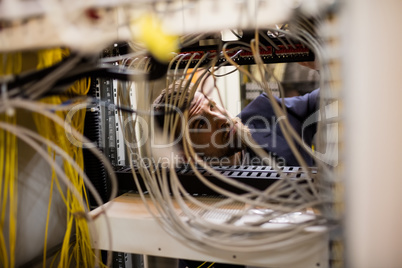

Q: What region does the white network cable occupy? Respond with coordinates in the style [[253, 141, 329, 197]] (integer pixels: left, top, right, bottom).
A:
[[0, 98, 119, 267], [112, 15, 335, 265]]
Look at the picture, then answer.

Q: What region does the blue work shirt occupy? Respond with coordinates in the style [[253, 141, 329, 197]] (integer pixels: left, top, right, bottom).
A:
[[238, 89, 320, 166]]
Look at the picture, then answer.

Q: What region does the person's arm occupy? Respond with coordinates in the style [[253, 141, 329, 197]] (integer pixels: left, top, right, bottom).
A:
[[258, 88, 319, 122], [279, 88, 320, 121]]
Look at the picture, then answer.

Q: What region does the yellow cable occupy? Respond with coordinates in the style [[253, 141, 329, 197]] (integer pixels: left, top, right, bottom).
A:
[[58, 216, 74, 268], [0, 116, 8, 268], [8, 115, 18, 268], [0, 48, 101, 268], [0, 52, 21, 268], [33, 48, 101, 268], [197, 261, 207, 268], [71, 228, 78, 268], [196, 261, 216, 268], [43, 153, 56, 268], [49, 248, 60, 268], [1, 122, 10, 268], [0, 52, 22, 75], [53, 163, 69, 206], [0, 115, 18, 268], [0, 227, 6, 266]]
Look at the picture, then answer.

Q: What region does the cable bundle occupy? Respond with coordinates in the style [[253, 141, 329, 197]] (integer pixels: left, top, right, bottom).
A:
[[0, 3, 341, 267], [32, 49, 95, 268], [0, 49, 119, 268], [112, 14, 338, 267], [0, 113, 18, 268], [0, 52, 21, 268]]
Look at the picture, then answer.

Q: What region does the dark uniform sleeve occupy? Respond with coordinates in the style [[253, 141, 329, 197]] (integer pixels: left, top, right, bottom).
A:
[[238, 89, 320, 166], [279, 88, 320, 121]]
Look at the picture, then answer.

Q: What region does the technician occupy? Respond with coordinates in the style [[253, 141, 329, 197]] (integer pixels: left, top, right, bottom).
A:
[[153, 83, 319, 167]]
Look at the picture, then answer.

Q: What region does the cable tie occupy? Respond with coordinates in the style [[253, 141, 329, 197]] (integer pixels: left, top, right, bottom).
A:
[[72, 211, 90, 221]]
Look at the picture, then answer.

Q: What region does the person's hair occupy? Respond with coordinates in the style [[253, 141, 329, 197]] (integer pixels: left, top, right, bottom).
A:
[[152, 81, 195, 132]]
